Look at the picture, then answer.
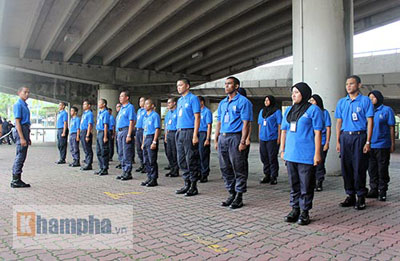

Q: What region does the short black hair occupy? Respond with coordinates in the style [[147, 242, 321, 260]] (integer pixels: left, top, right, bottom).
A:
[[100, 98, 108, 106], [227, 76, 240, 86], [198, 96, 205, 103], [83, 99, 92, 105], [168, 97, 177, 103], [121, 91, 130, 99], [59, 102, 67, 107], [71, 106, 79, 113], [177, 78, 191, 86], [108, 108, 112, 112], [347, 75, 361, 84]]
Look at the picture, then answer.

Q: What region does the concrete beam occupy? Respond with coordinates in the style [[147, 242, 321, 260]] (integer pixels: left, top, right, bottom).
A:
[[119, 0, 227, 67], [138, 0, 267, 69], [104, 0, 195, 66], [154, 0, 291, 71], [0, 0, 5, 41], [40, 0, 81, 60], [354, 6, 400, 33], [354, 0, 400, 21], [0, 56, 208, 86], [63, 0, 120, 62], [82, 0, 155, 64]]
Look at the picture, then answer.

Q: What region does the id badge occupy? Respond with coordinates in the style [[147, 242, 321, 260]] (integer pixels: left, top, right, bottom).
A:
[[263, 120, 267, 126], [352, 112, 358, 121], [290, 121, 297, 132], [168, 119, 172, 125], [224, 113, 229, 123], [178, 109, 183, 117]]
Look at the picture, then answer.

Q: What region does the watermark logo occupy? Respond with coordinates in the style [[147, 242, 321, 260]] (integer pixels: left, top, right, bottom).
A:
[[16, 212, 36, 237]]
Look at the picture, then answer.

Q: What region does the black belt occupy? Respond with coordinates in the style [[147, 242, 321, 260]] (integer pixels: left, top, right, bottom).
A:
[[118, 127, 129, 131], [177, 128, 194, 131], [167, 130, 177, 133], [97, 130, 104, 133], [136, 128, 143, 131], [222, 132, 241, 136], [342, 131, 366, 135]]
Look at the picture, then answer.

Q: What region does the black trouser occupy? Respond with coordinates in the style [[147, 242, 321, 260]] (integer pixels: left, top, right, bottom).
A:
[[340, 131, 369, 197], [166, 130, 178, 175], [176, 128, 200, 182], [96, 130, 109, 170], [315, 149, 328, 182], [69, 133, 80, 162], [368, 148, 390, 192], [109, 130, 115, 160], [12, 125, 30, 176], [80, 129, 93, 166], [136, 128, 144, 166], [143, 134, 158, 180], [57, 128, 68, 161], [259, 140, 279, 179], [198, 131, 211, 178]]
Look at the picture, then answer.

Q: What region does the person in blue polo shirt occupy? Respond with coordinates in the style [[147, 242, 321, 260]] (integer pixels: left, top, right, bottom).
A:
[[116, 91, 137, 181], [310, 94, 331, 192], [11, 86, 32, 188], [335, 75, 374, 210], [280, 82, 323, 225], [215, 76, 253, 209], [141, 99, 161, 187], [95, 99, 110, 176], [115, 103, 122, 169], [56, 102, 69, 164], [69, 106, 80, 167], [79, 100, 94, 171], [366, 90, 395, 201], [135, 97, 147, 173], [258, 95, 282, 185], [198, 96, 213, 183], [164, 97, 179, 177], [175, 78, 201, 197], [108, 108, 116, 161]]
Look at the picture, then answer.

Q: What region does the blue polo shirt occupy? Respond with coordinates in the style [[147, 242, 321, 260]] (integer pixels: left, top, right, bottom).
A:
[[322, 109, 331, 145], [200, 107, 213, 132], [335, 94, 374, 131], [116, 102, 137, 129], [165, 109, 178, 131], [281, 104, 323, 165], [143, 111, 161, 136], [217, 93, 253, 133], [371, 105, 395, 149], [96, 109, 110, 131], [109, 114, 116, 130], [136, 108, 146, 129], [80, 110, 94, 130], [177, 92, 201, 129], [258, 109, 282, 141], [13, 98, 31, 125], [56, 110, 68, 129], [70, 116, 80, 134]]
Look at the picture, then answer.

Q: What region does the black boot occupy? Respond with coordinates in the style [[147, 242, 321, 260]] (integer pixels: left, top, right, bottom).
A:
[[115, 164, 122, 169], [366, 189, 378, 198], [116, 172, 126, 180], [185, 181, 198, 196], [297, 210, 310, 225], [141, 179, 151, 186], [221, 191, 236, 207], [135, 165, 144, 172], [284, 208, 300, 223], [339, 195, 356, 207], [81, 165, 92, 171], [176, 180, 191, 194], [355, 196, 366, 210], [260, 175, 271, 184], [146, 179, 158, 187], [11, 175, 31, 188], [316, 180, 323, 192], [71, 161, 80, 167], [120, 172, 133, 181], [200, 176, 208, 183], [230, 193, 243, 209], [379, 191, 387, 201], [98, 169, 108, 176], [270, 177, 278, 185]]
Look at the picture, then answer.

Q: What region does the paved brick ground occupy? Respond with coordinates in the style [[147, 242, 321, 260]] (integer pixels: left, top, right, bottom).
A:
[[0, 142, 399, 260]]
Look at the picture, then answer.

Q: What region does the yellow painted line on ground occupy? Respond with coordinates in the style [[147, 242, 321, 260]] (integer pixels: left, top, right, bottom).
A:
[[181, 234, 228, 253], [104, 191, 144, 199], [225, 231, 249, 239]]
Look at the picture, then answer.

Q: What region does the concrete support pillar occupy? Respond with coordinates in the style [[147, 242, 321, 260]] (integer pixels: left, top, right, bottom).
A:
[[292, 0, 353, 174], [98, 84, 119, 117]]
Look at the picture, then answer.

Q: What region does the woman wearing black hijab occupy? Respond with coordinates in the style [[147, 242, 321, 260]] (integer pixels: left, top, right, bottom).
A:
[[309, 94, 332, 191], [280, 82, 323, 225], [258, 95, 282, 185]]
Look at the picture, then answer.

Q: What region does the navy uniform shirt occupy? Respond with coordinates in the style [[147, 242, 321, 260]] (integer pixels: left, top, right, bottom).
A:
[[371, 105, 395, 149], [177, 92, 201, 129], [143, 111, 161, 136], [281, 105, 323, 165], [109, 114, 116, 130], [335, 94, 374, 131], [116, 102, 137, 129], [258, 109, 282, 141], [136, 108, 146, 129], [165, 109, 178, 131], [56, 110, 68, 129], [200, 106, 213, 132], [321, 109, 331, 145], [96, 109, 110, 131], [70, 116, 80, 134], [13, 98, 31, 125], [80, 110, 94, 130], [217, 93, 253, 133]]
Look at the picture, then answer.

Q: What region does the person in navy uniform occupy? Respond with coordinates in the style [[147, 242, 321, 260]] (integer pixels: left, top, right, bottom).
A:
[[215, 76, 253, 209], [258, 95, 282, 185], [198, 96, 213, 183], [335, 75, 374, 210], [309, 94, 331, 191], [175, 78, 201, 197], [95, 99, 110, 176], [56, 102, 69, 164], [69, 106, 80, 167], [116, 91, 137, 180], [11, 86, 31, 188], [108, 108, 116, 161], [366, 90, 396, 201], [164, 97, 179, 177], [115, 103, 122, 169], [141, 99, 161, 187], [80, 100, 94, 171], [280, 82, 323, 225], [135, 97, 147, 173]]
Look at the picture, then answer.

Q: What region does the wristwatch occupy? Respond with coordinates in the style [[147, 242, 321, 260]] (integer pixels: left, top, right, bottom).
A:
[[152, 141, 157, 145], [366, 141, 370, 145]]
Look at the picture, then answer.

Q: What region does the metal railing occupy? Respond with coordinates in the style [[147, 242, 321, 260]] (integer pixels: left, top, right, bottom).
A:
[[30, 127, 57, 143]]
